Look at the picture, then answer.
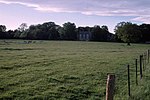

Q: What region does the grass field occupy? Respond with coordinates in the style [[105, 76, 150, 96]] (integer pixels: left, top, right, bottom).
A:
[[0, 40, 150, 100]]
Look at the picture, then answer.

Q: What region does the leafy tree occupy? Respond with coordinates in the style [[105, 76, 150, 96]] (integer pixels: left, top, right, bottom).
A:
[[139, 24, 150, 42], [25, 22, 60, 40], [101, 25, 111, 41], [40, 22, 60, 40], [101, 25, 108, 31], [0, 26, 17, 39], [6, 30, 14, 39], [91, 25, 112, 41], [13, 29, 22, 39], [0, 25, 7, 39], [0, 25, 6, 32], [48, 26, 60, 40], [13, 23, 28, 39], [115, 22, 142, 43], [26, 24, 42, 39], [18, 23, 28, 32], [91, 25, 102, 41], [39, 22, 55, 39], [59, 22, 77, 40]]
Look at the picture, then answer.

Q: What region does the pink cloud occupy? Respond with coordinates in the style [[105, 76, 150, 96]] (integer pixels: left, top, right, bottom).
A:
[[0, 0, 150, 23]]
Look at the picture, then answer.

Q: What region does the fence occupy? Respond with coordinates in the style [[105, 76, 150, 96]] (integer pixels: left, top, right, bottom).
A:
[[106, 49, 150, 100]]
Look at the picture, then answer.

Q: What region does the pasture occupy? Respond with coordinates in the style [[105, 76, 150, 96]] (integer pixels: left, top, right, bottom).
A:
[[0, 40, 150, 100]]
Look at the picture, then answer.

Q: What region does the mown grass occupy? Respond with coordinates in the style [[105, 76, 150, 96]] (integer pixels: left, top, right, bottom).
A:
[[0, 40, 150, 100]]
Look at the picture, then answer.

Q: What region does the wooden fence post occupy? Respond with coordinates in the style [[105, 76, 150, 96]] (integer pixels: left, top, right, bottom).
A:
[[144, 53, 146, 67], [106, 74, 115, 100], [145, 52, 148, 64], [135, 59, 138, 85], [148, 50, 150, 63], [145, 52, 147, 69], [140, 55, 143, 79], [127, 65, 131, 96], [143, 53, 145, 70]]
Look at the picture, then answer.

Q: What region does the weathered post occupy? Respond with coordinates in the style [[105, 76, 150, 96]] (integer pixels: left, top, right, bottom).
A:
[[135, 59, 138, 85], [143, 53, 145, 70], [148, 50, 150, 63], [106, 74, 115, 100], [140, 55, 143, 79], [127, 42, 131, 46], [127, 64, 131, 96], [145, 52, 148, 66], [144, 53, 146, 69], [144, 52, 146, 67]]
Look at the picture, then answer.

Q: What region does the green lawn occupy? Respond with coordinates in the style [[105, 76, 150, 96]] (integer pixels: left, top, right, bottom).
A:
[[0, 40, 149, 100]]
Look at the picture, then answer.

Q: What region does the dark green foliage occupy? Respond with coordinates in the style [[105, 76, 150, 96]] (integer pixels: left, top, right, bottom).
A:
[[101, 25, 108, 31], [59, 22, 77, 40], [38, 22, 57, 40], [0, 21, 115, 41], [3, 21, 150, 43], [115, 22, 142, 43], [14, 23, 28, 39], [139, 24, 150, 42], [0, 25, 7, 39], [91, 25, 112, 41], [0, 25, 6, 32], [26, 25, 41, 39], [13, 29, 22, 39], [0, 29, 14, 39], [48, 26, 60, 40], [18, 23, 28, 32], [91, 25, 103, 41], [26, 22, 60, 40]]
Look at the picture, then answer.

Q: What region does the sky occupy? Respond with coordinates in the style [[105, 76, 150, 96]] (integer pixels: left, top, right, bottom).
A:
[[0, 0, 150, 33]]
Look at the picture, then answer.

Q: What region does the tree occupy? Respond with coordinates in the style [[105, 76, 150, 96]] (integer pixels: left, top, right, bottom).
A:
[[6, 30, 14, 39], [115, 22, 142, 43], [18, 23, 28, 32], [59, 22, 77, 40], [25, 22, 60, 40], [91, 25, 113, 41], [48, 26, 60, 40], [139, 24, 150, 42], [91, 25, 102, 41], [14, 23, 28, 39], [13, 29, 21, 39], [0, 25, 6, 32], [101, 25, 108, 31], [0, 25, 7, 39], [41, 22, 60, 40], [101, 25, 111, 41], [26, 24, 42, 39]]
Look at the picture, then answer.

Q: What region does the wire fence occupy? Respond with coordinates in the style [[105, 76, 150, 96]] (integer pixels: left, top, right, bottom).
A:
[[106, 49, 150, 99]]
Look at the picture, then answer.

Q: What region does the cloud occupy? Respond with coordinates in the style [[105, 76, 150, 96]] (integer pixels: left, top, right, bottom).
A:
[[132, 16, 150, 23], [0, 0, 150, 23]]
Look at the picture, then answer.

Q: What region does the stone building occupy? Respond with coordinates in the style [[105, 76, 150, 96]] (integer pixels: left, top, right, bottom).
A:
[[77, 27, 92, 41]]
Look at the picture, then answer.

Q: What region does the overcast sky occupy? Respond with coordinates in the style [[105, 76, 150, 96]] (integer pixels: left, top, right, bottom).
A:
[[0, 0, 150, 33]]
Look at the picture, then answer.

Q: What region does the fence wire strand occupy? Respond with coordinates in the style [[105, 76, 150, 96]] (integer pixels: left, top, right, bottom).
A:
[[111, 49, 150, 98]]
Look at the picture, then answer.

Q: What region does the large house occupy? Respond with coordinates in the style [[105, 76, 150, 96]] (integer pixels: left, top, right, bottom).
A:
[[77, 27, 115, 41], [77, 27, 92, 41]]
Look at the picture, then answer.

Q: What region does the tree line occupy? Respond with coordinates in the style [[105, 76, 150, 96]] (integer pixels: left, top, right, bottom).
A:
[[0, 21, 150, 43], [0, 22, 114, 41], [115, 22, 150, 43]]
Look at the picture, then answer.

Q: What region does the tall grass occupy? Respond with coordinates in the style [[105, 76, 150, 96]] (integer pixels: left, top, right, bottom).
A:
[[0, 40, 149, 99]]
